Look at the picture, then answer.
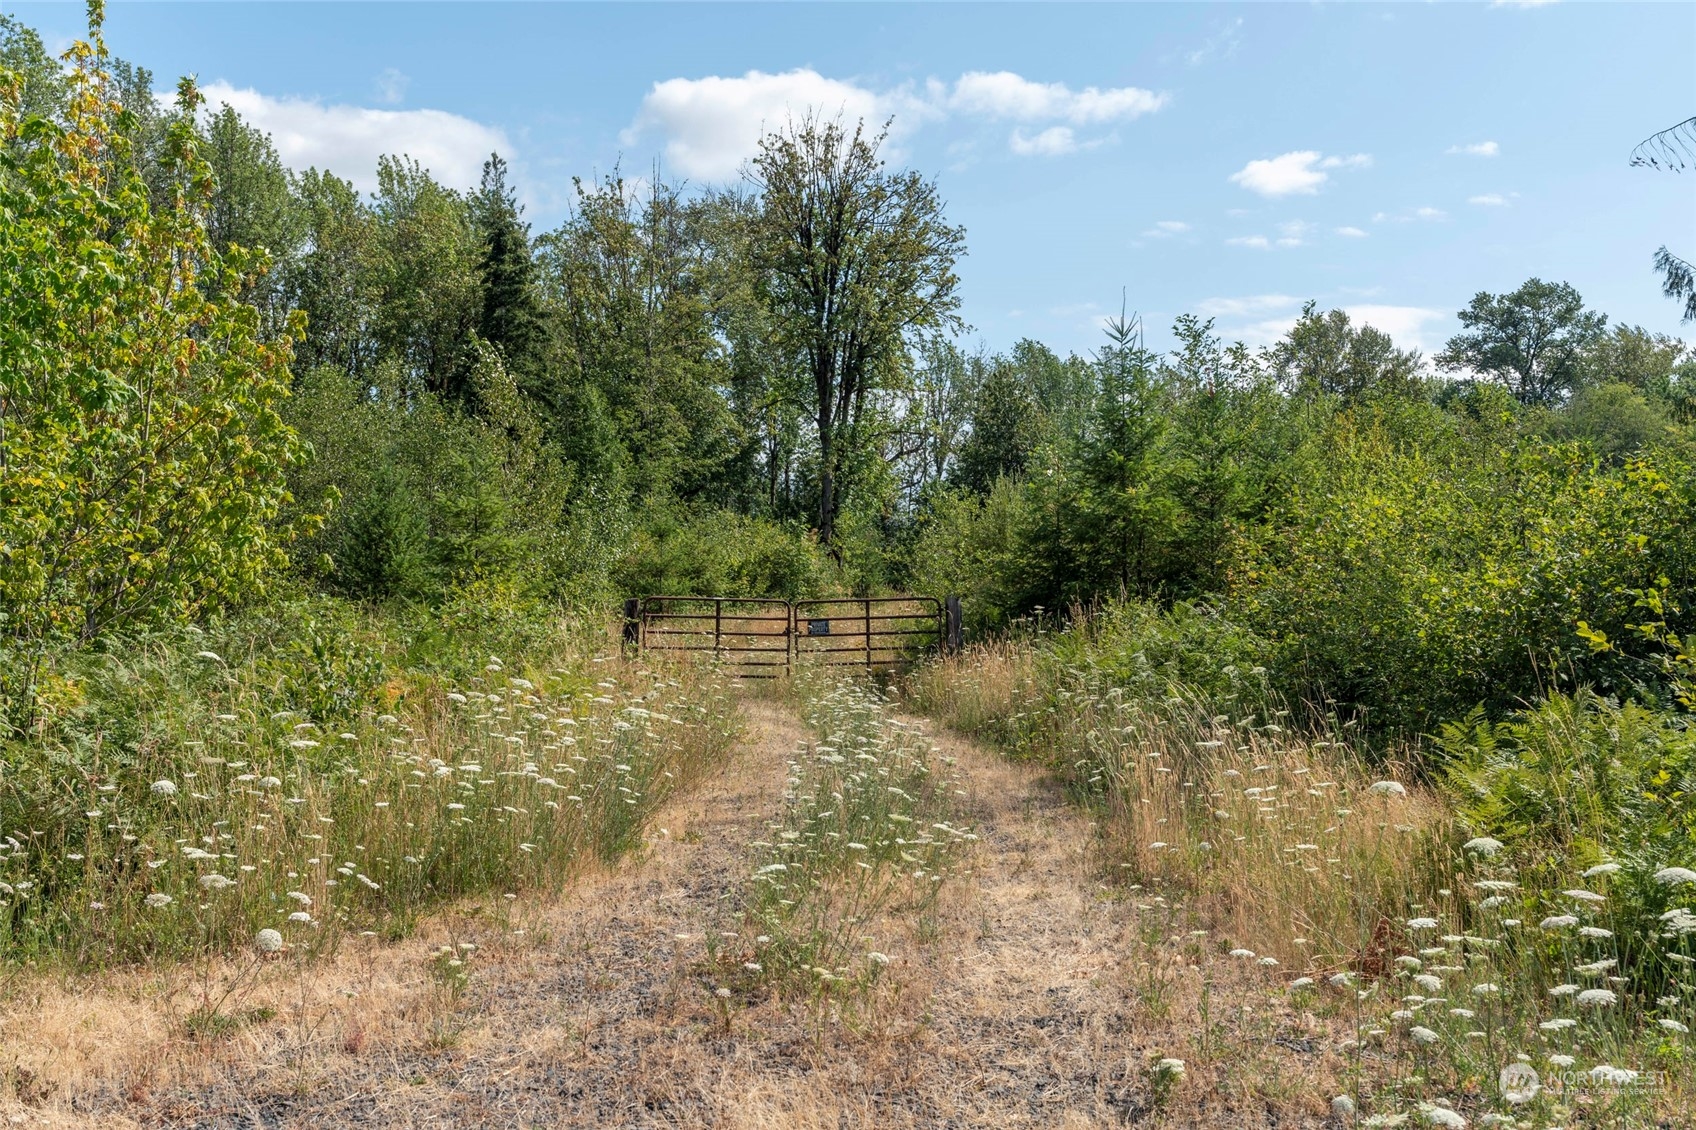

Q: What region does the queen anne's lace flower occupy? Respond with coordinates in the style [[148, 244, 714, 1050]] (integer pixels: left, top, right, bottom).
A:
[[255, 928, 285, 954]]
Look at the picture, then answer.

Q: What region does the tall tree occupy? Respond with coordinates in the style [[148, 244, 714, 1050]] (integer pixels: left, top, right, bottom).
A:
[[1437, 278, 1607, 406], [537, 172, 737, 498], [470, 153, 544, 377], [954, 354, 1041, 494], [0, 14, 65, 123], [1268, 302, 1424, 402], [202, 104, 300, 330], [1, 15, 309, 722], [370, 155, 483, 402], [287, 167, 381, 378], [1070, 311, 1177, 597], [749, 116, 965, 547]]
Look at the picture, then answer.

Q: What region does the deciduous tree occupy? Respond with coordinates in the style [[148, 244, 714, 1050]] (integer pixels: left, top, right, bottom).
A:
[[749, 116, 965, 548]]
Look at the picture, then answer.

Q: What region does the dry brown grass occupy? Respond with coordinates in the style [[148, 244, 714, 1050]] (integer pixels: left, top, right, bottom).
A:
[[0, 685, 1371, 1128]]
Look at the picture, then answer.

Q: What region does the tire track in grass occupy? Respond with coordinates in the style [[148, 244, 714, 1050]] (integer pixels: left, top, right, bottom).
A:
[[1, 695, 1323, 1128]]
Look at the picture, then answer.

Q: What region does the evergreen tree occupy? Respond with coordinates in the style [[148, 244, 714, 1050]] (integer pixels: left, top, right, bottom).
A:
[[471, 154, 544, 379], [954, 357, 1042, 494]]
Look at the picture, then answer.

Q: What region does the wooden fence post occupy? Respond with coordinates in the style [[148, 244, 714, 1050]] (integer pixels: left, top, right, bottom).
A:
[[944, 595, 963, 654], [622, 598, 641, 656]]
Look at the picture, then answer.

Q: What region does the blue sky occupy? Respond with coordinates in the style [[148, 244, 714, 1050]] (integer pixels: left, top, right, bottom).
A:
[[16, 1, 1695, 357]]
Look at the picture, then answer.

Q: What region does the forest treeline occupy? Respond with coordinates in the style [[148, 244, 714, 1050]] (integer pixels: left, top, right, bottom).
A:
[[4, 9, 1696, 740]]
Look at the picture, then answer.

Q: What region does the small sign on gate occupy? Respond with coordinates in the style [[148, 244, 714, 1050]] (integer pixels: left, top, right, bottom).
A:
[[807, 619, 831, 636]]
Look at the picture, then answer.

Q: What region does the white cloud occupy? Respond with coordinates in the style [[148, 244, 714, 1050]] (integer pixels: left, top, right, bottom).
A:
[[949, 71, 1165, 124], [1468, 193, 1508, 206], [1335, 225, 1369, 237], [1447, 140, 1499, 157], [1010, 126, 1078, 157], [623, 67, 1166, 179], [373, 68, 409, 106], [199, 82, 509, 193], [1491, 0, 1557, 7], [623, 69, 891, 181], [1142, 220, 1190, 237], [1344, 304, 1446, 351], [1277, 219, 1314, 246], [1226, 235, 1272, 250], [1229, 150, 1371, 197], [1195, 294, 1300, 319], [1415, 206, 1448, 220], [1193, 295, 1443, 351]]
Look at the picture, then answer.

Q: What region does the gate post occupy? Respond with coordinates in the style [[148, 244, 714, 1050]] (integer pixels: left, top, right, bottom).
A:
[[944, 595, 963, 655], [864, 598, 872, 669], [622, 597, 641, 656]]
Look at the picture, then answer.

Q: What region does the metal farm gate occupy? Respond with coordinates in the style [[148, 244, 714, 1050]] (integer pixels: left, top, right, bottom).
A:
[[623, 595, 962, 677]]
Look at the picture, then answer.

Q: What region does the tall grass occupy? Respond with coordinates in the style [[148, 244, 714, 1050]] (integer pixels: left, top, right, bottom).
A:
[[730, 673, 971, 999], [907, 636, 1695, 1124], [0, 604, 739, 968]]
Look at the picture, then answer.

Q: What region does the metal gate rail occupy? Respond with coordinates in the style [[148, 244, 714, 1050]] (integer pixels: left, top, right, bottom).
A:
[[624, 596, 794, 678], [624, 595, 961, 675]]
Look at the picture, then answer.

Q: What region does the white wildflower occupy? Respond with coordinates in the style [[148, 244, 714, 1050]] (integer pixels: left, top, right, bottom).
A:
[[254, 928, 285, 953], [150, 780, 178, 797], [1463, 837, 1504, 856], [1576, 988, 1617, 1008], [1420, 1105, 1467, 1129], [1588, 1064, 1638, 1086]]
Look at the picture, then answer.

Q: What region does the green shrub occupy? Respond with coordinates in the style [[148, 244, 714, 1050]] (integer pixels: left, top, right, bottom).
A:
[[904, 479, 1034, 634], [1045, 599, 1275, 718], [1234, 422, 1696, 733], [1439, 690, 1696, 998], [613, 506, 835, 600], [284, 364, 572, 604]]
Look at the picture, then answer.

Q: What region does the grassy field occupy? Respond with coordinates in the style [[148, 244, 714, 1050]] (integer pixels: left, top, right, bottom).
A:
[[907, 639, 1696, 1129], [0, 619, 1688, 1127]]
